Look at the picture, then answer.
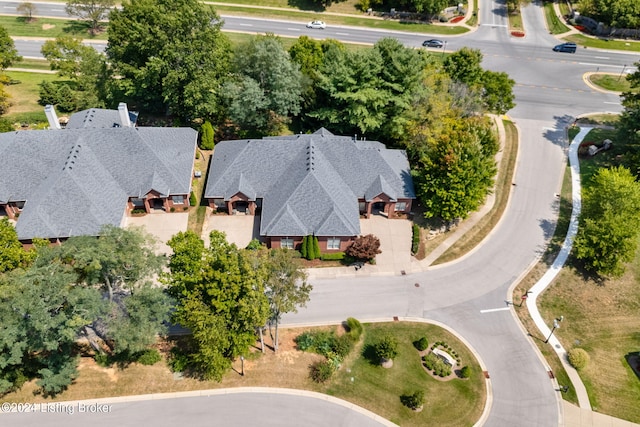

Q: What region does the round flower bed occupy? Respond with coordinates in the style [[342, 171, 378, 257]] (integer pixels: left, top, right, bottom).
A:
[[450, 16, 465, 24], [511, 31, 525, 37]]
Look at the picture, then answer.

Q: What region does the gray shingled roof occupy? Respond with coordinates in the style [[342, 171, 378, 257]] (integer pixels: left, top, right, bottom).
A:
[[0, 123, 196, 240], [205, 129, 415, 238], [66, 108, 139, 129]]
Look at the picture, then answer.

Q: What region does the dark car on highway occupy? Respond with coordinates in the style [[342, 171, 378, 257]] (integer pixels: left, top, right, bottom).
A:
[[553, 42, 577, 53], [422, 39, 444, 48]]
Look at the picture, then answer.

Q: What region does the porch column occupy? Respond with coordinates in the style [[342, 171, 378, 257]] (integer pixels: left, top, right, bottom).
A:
[[143, 198, 151, 213], [249, 201, 256, 215], [366, 202, 372, 217], [227, 200, 233, 215]]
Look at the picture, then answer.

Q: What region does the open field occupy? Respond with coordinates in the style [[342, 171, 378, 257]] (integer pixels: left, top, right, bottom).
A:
[[2, 322, 486, 426]]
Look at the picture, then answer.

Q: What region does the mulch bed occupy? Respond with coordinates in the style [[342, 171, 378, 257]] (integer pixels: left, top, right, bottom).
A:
[[511, 31, 525, 37]]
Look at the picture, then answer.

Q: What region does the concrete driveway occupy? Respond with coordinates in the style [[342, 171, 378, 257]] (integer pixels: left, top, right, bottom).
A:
[[123, 212, 189, 255], [202, 210, 261, 248], [359, 215, 412, 275]]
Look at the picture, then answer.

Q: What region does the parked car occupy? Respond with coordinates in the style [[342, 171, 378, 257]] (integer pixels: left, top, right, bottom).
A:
[[422, 39, 444, 48], [553, 42, 577, 53], [306, 20, 326, 29]]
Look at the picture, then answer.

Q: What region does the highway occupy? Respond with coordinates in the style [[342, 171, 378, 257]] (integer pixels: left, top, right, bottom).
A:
[[2, 1, 636, 425]]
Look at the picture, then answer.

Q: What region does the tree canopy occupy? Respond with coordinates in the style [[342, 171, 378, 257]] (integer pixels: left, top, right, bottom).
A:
[[106, 0, 231, 121], [618, 61, 640, 168], [573, 166, 640, 277], [166, 231, 269, 380], [578, 0, 640, 29], [65, 0, 114, 35], [223, 34, 302, 136]]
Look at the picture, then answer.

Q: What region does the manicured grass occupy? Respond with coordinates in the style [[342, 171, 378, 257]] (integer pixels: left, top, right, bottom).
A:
[[3, 71, 69, 122], [574, 128, 619, 185], [9, 58, 52, 71], [508, 8, 523, 31], [0, 15, 107, 39], [558, 2, 570, 17], [433, 119, 518, 264], [576, 113, 620, 127], [324, 322, 485, 427], [216, 5, 468, 35], [543, 1, 569, 35], [589, 73, 633, 93], [3, 323, 485, 426], [466, 0, 478, 27], [563, 34, 640, 52]]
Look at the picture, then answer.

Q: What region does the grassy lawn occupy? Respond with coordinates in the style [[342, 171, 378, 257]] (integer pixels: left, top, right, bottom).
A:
[[558, 2, 570, 17], [563, 34, 640, 52], [9, 58, 52, 71], [3, 322, 486, 426], [589, 73, 633, 93], [507, 7, 523, 31], [543, 1, 570, 34], [431, 120, 518, 264], [3, 71, 70, 124], [514, 127, 640, 422], [0, 15, 106, 39], [576, 113, 620, 127]]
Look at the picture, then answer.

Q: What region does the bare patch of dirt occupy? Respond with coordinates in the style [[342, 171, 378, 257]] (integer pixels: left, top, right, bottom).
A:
[[41, 24, 55, 30]]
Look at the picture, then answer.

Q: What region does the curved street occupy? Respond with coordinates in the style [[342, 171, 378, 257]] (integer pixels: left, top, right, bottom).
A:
[[2, 0, 637, 425]]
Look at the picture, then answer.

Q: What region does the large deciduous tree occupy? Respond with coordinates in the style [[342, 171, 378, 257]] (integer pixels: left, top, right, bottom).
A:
[[0, 262, 103, 395], [166, 231, 269, 380], [223, 34, 303, 136], [16, 2, 36, 22], [0, 218, 33, 273], [0, 25, 21, 115], [106, 0, 231, 121], [65, 0, 114, 35], [573, 166, 640, 278], [618, 61, 640, 162]]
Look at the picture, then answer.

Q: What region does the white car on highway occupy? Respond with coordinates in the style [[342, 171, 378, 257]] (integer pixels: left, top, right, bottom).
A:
[[306, 20, 326, 29]]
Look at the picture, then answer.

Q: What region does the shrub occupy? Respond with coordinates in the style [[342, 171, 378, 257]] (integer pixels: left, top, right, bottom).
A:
[[131, 208, 146, 215], [199, 120, 215, 150], [423, 353, 451, 376], [320, 252, 345, 261], [346, 234, 381, 260], [313, 331, 336, 357], [414, 336, 429, 351], [313, 236, 321, 259], [345, 317, 363, 342], [245, 239, 262, 250], [333, 334, 354, 359], [301, 235, 310, 259], [568, 348, 590, 370], [310, 360, 334, 383], [295, 331, 315, 351], [400, 390, 424, 410], [460, 365, 471, 378], [374, 335, 398, 361], [411, 224, 420, 254], [137, 349, 161, 366], [94, 352, 110, 367], [170, 207, 176, 212], [189, 191, 197, 206]]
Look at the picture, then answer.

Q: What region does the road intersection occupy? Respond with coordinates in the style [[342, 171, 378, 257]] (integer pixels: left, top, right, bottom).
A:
[[3, 1, 637, 425]]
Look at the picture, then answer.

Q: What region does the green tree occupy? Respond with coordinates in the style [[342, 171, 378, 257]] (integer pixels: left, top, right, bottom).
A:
[[107, 0, 231, 121], [65, 0, 114, 35], [480, 70, 515, 115], [574, 166, 640, 277], [200, 120, 215, 150], [618, 61, 640, 156], [346, 234, 381, 260], [0, 26, 21, 70], [38, 80, 60, 106], [0, 262, 103, 395], [443, 48, 484, 88], [261, 249, 311, 352], [55, 84, 77, 112], [224, 34, 302, 135], [16, 2, 36, 22], [0, 217, 33, 272], [413, 0, 448, 15], [411, 116, 498, 221], [312, 235, 321, 259], [301, 235, 309, 259], [166, 230, 269, 380], [374, 334, 398, 362]]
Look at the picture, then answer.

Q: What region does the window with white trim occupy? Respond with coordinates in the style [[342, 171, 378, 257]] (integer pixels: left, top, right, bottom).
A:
[[395, 202, 407, 211], [172, 195, 185, 205], [281, 238, 294, 249], [327, 237, 340, 250]]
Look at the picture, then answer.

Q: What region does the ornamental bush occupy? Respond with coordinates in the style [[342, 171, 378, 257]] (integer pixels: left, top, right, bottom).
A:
[[345, 317, 363, 341], [345, 234, 381, 261], [199, 120, 215, 150], [414, 336, 429, 351], [189, 191, 197, 206], [137, 349, 162, 366], [568, 348, 590, 370], [294, 331, 315, 351], [400, 390, 425, 410], [460, 365, 471, 378], [310, 360, 334, 383], [374, 335, 398, 361], [320, 252, 345, 261]]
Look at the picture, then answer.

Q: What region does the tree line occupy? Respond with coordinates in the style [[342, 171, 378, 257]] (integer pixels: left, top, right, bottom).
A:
[[0, 221, 311, 394]]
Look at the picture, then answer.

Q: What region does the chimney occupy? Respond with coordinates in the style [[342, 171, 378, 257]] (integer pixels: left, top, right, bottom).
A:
[[44, 105, 61, 129], [118, 102, 132, 127]]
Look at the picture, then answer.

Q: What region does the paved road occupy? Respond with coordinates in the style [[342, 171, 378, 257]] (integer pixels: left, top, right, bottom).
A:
[[2, 1, 633, 425]]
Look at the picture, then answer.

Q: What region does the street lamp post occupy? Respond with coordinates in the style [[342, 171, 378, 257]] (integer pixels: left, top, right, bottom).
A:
[[618, 64, 627, 81], [545, 316, 563, 343], [240, 355, 245, 376], [442, 40, 447, 57]]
